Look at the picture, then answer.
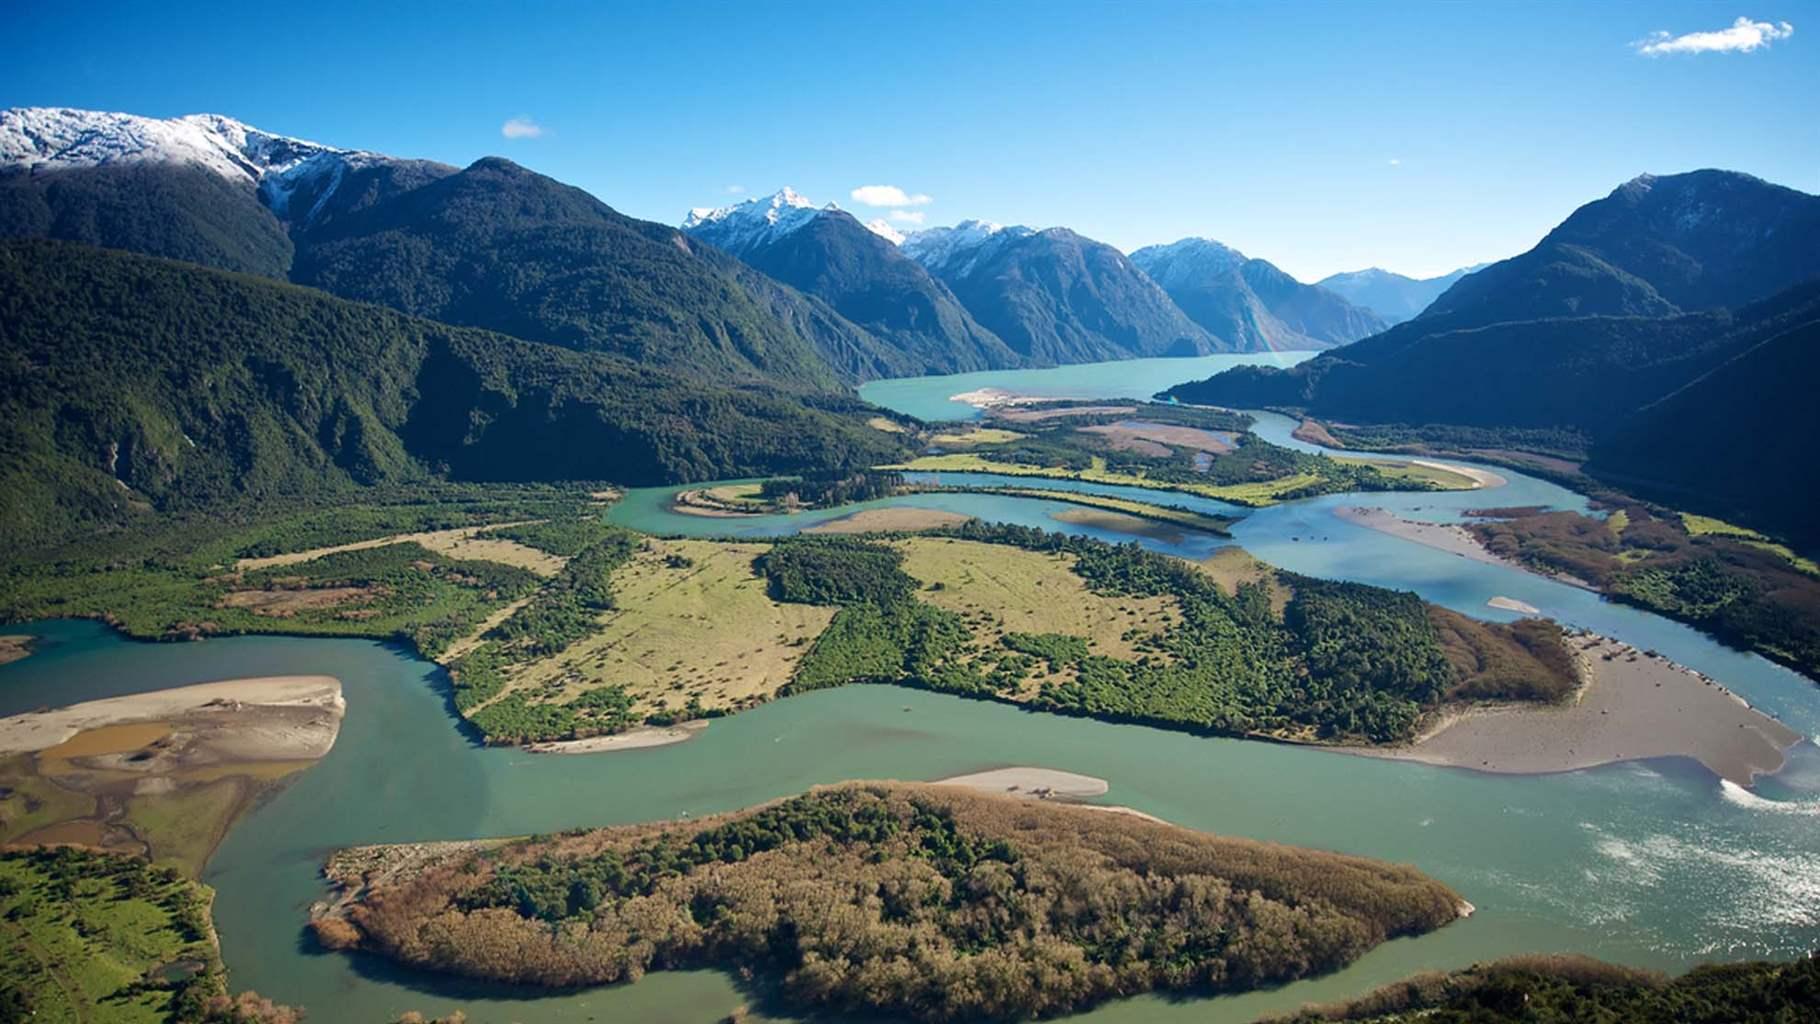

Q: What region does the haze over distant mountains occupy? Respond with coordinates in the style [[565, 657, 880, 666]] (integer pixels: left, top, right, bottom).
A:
[[1164, 168, 1820, 548], [1315, 265, 1485, 324], [1129, 238, 1389, 350]]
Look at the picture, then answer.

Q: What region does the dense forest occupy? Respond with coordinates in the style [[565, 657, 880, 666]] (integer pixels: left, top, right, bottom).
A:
[[767, 524, 1575, 744], [318, 783, 1464, 1021], [0, 847, 300, 1024], [0, 239, 909, 553], [1271, 952, 1820, 1023], [1468, 503, 1820, 680]]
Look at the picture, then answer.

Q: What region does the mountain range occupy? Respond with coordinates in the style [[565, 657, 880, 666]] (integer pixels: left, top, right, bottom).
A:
[[1163, 169, 1820, 548], [1315, 265, 1483, 324], [1129, 238, 1389, 350]]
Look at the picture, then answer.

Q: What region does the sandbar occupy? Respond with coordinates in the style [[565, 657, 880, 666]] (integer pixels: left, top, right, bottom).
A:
[[805, 507, 973, 534], [1487, 596, 1540, 614], [1338, 506, 1590, 587], [1412, 459, 1506, 489], [525, 720, 707, 754], [934, 766, 1110, 799], [1350, 635, 1802, 787], [0, 675, 345, 757], [0, 634, 33, 666]]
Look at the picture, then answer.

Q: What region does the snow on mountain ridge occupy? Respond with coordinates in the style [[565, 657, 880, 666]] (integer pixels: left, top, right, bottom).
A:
[[682, 187, 902, 250], [900, 219, 1036, 276], [1126, 237, 1249, 289], [0, 106, 396, 225]]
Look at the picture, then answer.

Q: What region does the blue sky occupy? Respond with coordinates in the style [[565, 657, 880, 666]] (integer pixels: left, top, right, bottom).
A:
[[5, 1, 1815, 279]]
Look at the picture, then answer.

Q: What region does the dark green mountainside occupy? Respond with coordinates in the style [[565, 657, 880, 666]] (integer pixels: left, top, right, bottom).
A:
[[1423, 170, 1820, 329], [1588, 306, 1820, 551], [1164, 170, 1820, 546], [289, 157, 844, 389], [0, 239, 908, 552], [0, 162, 295, 277]]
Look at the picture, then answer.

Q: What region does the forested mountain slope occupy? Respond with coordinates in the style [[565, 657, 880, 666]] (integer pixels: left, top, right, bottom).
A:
[[0, 239, 908, 552]]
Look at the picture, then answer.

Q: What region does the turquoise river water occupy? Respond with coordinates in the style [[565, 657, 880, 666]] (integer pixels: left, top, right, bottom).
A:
[[2, 353, 1816, 1023]]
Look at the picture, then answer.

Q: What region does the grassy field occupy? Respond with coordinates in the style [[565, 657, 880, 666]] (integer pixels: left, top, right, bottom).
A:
[[976, 487, 1234, 534], [927, 427, 1026, 447], [889, 451, 1330, 505], [1196, 546, 1294, 614], [233, 521, 559, 574], [1331, 456, 1480, 491], [897, 536, 1178, 693], [1680, 512, 1819, 576], [0, 848, 225, 1023], [501, 539, 835, 717]]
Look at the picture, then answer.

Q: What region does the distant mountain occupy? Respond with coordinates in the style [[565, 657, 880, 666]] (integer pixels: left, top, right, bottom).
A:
[[1316, 265, 1483, 324], [902, 221, 1215, 364], [0, 239, 908, 551], [1420, 170, 1820, 329], [0, 108, 884, 391], [683, 189, 1020, 377], [1129, 239, 1388, 350]]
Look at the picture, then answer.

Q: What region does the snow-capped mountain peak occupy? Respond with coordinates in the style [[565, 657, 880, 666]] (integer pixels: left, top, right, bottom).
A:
[[682, 187, 903, 251], [1126, 237, 1249, 288], [899, 219, 1035, 275], [0, 106, 397, 225]]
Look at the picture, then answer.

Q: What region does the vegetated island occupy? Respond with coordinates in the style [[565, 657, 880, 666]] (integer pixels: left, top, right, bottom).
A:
[[0, 845, 301, 1023], [1275, 417, 1820, 685], [887, 400, 1480, 507], [0, 676, 345, 876], [1267, 951, 1820, 1023], [308, 782, 1468, 1022]]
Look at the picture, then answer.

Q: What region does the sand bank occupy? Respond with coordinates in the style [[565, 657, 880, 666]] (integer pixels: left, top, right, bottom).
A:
[[805, 507, 974, 534], [0, 675, 345, 757], [0, 634, 33, 666], [1351, 635, 1802, 787], [1487, 596, 1540, 614], [1338, 506, 1591, 588], [526, 720, 707, 754], [935, 766, 1110, 799], [1412, 459, 1507, 489]]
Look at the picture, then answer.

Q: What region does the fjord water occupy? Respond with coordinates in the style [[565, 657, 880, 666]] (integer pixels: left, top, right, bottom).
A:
[[3, 354, 1816, 1022]]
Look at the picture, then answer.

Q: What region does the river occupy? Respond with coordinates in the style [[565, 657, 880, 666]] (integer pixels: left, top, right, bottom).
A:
[[3, 353, 1817, 1023]]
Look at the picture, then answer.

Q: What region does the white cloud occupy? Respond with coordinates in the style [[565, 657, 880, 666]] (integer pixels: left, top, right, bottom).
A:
[[888, 210, 926, 225], [850, 184, 933, 208], [1387, 158, 1402, 167], [724, 184, 746, 194], [500, 116, 545, 139], [1635, 17, 1793, 56]]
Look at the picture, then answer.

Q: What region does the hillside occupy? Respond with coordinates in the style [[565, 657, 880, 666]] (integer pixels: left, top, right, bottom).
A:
[[288, 157, 845, 389], [1421, 170, 1820, 329], [903, 221, 1217, 363], [0, 239, 908, 552], [1588, 306, 1820, 551], [685, 190, 1020, 376], [1132, 238, 1387, 350]]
